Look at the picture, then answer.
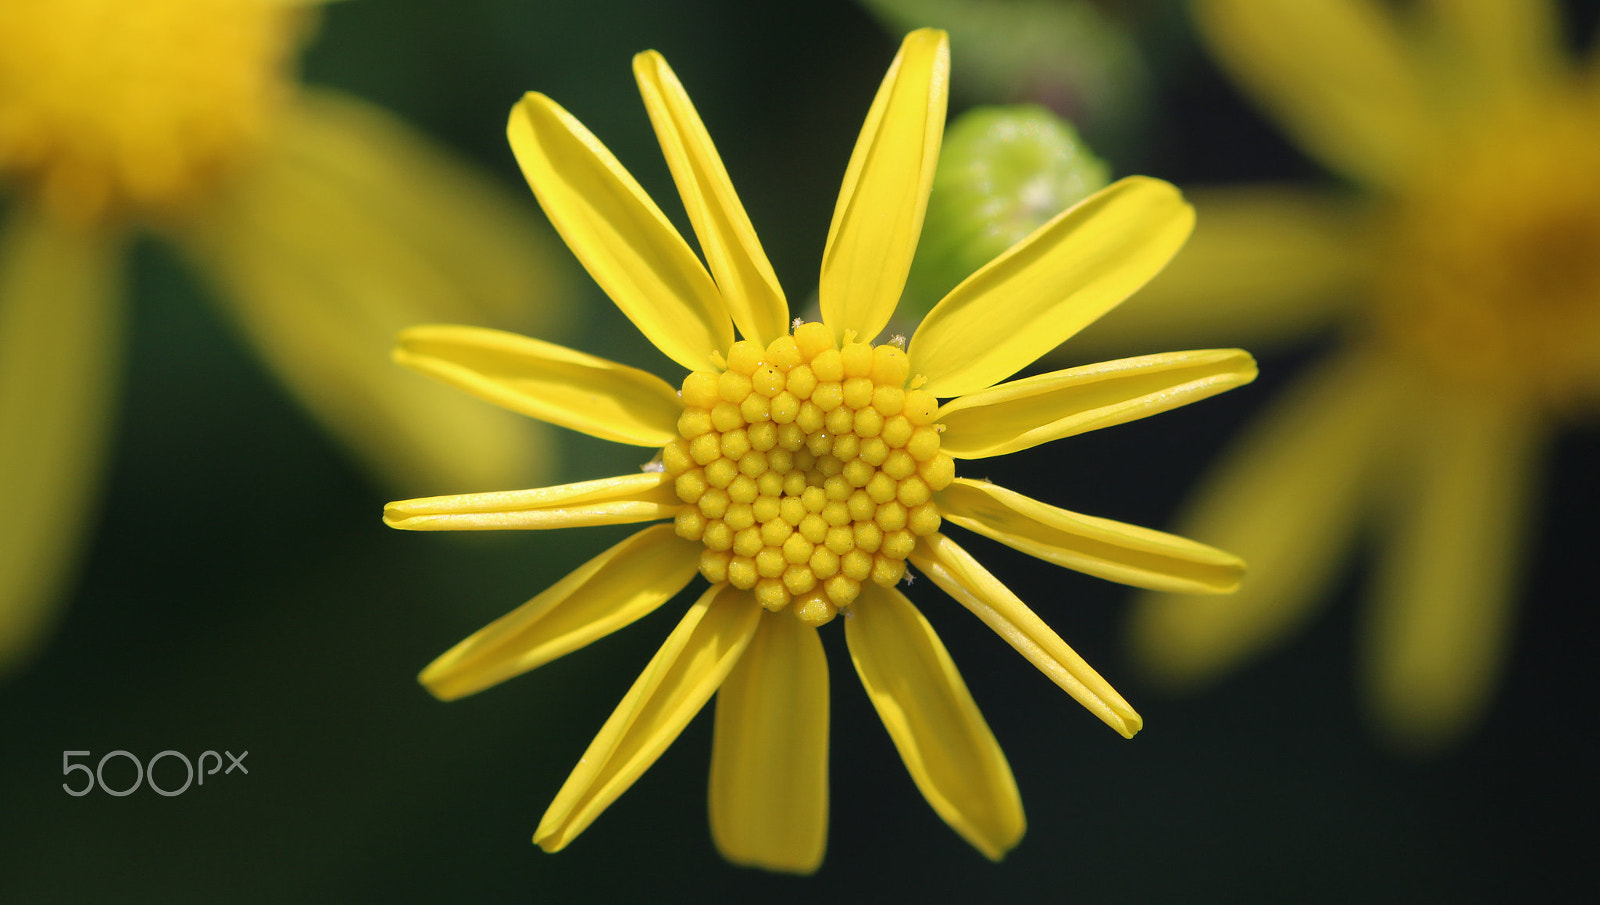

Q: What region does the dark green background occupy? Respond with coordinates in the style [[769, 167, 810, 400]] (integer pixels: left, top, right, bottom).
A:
[[4, 0, 1595, 901]]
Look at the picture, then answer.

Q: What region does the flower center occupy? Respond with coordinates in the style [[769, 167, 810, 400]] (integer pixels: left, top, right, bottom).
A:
[[663, 322, 954, 626], [0, 0, 306, 223], [1370, 101, 1600, 411]]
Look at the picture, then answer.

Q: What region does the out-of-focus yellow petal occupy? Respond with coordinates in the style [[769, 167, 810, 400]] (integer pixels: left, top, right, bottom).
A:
[[819, 28, 948, 345], [258, 91, 574, 333], [911, 534, 1143, 738], [179, 91, 569, 495], [1363, 394, 1538, 754], [508, 92, 733, 371], [1424, 0, 1562, 105], [909, 177, 1193, 398], [709, 612, 829, 874], [938, 479, 1245, 594], [845, 584, 1023, 861], [384, 473, 680, 531], [1197, 0, 1432, 188], [535, 585, 760, 852], [1128, 351, 1402, 688], [937, 349, 1257, 458], [393, 325, 681, 447], [634, 51, 789, 347], [1073, 185, 1367, 355], [0, 207, 119, 675], [418, 525, 698, 701]]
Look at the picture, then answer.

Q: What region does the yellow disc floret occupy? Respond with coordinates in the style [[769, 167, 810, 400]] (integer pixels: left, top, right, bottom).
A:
[[1371, 106, 1600, 410], [665, 323, 952, 626], [0, 0, 307, 224]]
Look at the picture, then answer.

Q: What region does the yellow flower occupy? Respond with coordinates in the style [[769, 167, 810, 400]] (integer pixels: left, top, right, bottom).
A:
[[389, 29, 1256, 872], [1103, 0, 1600, 752], [0, 0, 567, 673]]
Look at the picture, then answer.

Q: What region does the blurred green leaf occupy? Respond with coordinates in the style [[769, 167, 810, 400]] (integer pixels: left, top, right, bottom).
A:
[[858, 0, 1153, 140]]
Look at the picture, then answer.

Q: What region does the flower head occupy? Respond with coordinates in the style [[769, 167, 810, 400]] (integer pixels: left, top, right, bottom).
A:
[[1106, 0, 1600, 751], [0, 0, 304, 223], [391, 29, 1255, 871], [0, 0, 569, 674]]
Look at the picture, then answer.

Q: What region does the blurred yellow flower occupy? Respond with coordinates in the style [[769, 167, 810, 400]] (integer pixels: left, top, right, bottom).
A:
[[1097, 0, 1600, 752], [0, 0, 568, 674], [389, 29, 1255, 872]]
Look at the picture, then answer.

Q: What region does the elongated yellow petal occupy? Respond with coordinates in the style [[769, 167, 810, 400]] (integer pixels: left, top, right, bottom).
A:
[[0, 208, 119, 675], [1364, 394, 1538, 754], [911, 534, 1142, 738], [1424, 0, 1561, 105], [819, 28, 948, 344], [394, 325, 681, 447], [845, 584, 1023, 861], [419, 525, 699, 701], [1127, 351, 1401, 688], [634, 51, 789, 347], [939, 479, 1244, 594], [384, 472, 680, 531], [1197, 0, 1431, 188], [263, 90, 575, 334], [1074, 185, 1365, 354], [536, 585, 760, 852], [909, 177, 1193, 398], [938, 349, 1257, 458], [178, 93, 568, 495], [709, 612, 829, 874], [508, 92, 733, 371]]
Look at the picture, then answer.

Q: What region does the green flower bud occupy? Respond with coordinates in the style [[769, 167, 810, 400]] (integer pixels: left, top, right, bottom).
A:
[[904, 105, 1111, 320]]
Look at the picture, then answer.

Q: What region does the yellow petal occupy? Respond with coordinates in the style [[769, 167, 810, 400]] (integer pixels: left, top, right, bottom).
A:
[[384, 472, 680, 531], [845, 584, 1023, 861], [819, 28, 949, 344], [1073, 185, 1366, 355], [263, 91, 576, 334], [1197, 0, 1432, 188], [0, 208, 119, 675], [1363, 394, 1538, 754], [1127, 350, 1401, 689], [393, 325, 681, 447], [178, 92, 569, 495], [508, 92, 733, 371], [938, 479, 1245, 594], [937, 349, 1257, 458], [634, 51, 789, 347], [909, 177, 1194, 398], [536, 585, 760, 852], [419, 524, 699, 701], [1424, 0, 1562, 105], [709, 611, 829, 874], [911, 534, 1142, 738]]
